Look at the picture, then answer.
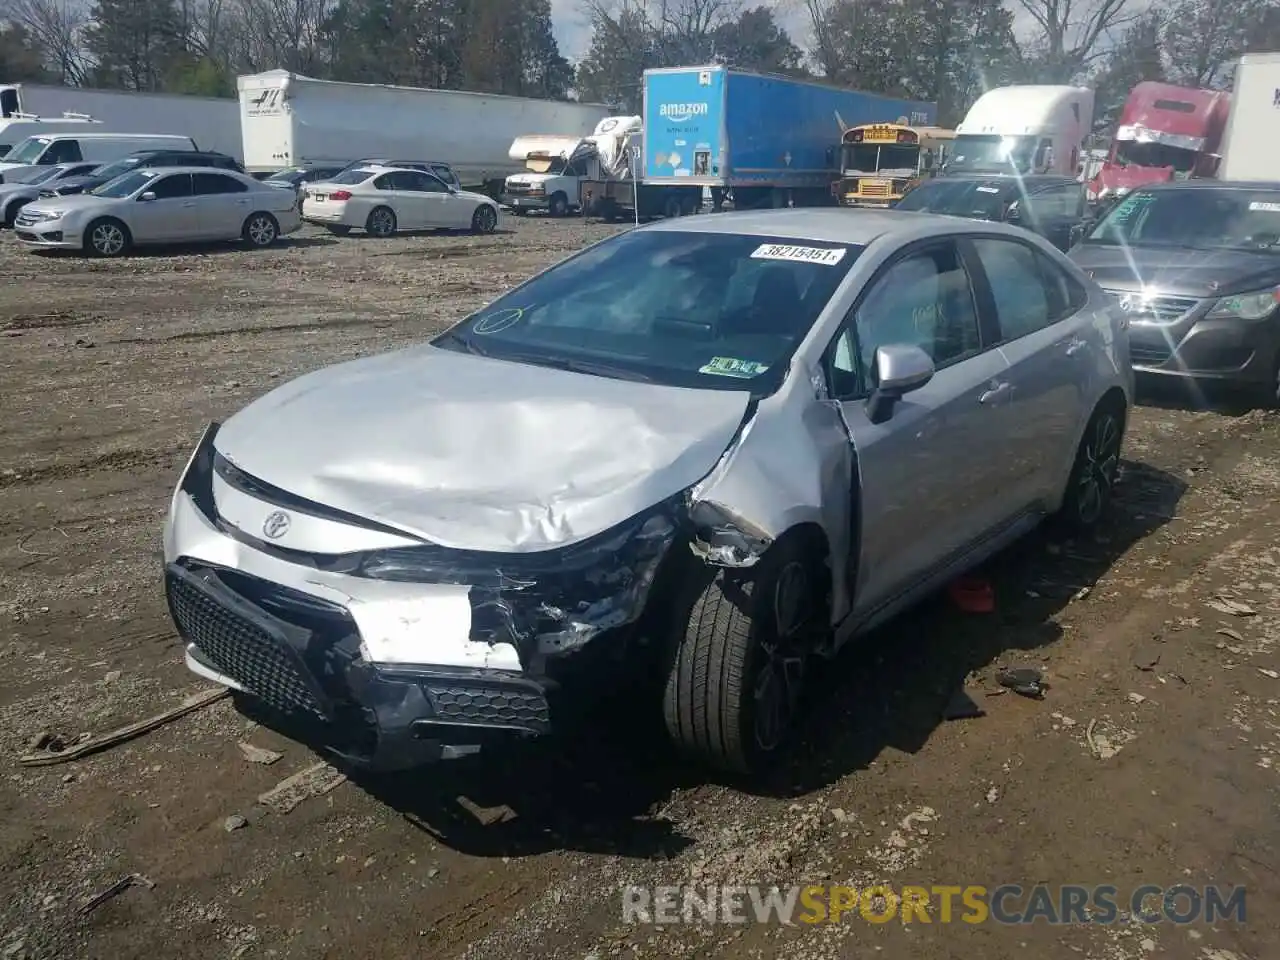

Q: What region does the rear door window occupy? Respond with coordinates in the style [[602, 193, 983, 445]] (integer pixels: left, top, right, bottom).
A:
[[192, 172, 247, 195], [971, 238, 1055, 341]]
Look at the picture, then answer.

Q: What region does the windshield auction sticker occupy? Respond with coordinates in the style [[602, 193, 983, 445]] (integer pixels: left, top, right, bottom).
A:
[[751, 243, 846, 266], [699, 357, 769, 378]]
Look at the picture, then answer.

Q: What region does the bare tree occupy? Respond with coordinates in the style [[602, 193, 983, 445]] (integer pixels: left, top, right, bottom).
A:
[[233, 0, 333, 73], [1, 0, 91, 83], [1010, 0, 1136, 81]]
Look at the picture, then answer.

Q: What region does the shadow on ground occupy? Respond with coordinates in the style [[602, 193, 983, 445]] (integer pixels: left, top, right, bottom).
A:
[[1136, 375, 1265, 417], [337, 459, 1187, 859]]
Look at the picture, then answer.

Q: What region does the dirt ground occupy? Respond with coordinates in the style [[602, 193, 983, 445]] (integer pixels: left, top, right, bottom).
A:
[[1, 216, 1278, 960]]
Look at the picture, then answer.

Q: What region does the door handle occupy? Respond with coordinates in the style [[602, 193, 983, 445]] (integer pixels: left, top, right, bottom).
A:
[[979, 380, 1012, 404], [1065, 337, 1087, 356]]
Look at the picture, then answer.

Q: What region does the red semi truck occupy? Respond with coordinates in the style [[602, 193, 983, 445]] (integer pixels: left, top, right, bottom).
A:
[[1088, 81, 1231, 207]]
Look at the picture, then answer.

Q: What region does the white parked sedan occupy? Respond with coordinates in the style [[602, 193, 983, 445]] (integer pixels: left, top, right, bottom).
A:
[[14, 167, 301, 257], [301, 165, 500, 237]]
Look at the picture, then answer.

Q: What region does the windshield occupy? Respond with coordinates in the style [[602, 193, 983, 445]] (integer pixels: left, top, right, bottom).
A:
[[843, 143, 919, 174], [91, 157, 146, 181], [6, 164, 61, 184], [89, 170, 156, 198], [1086, 188, 1280, 252], [1112, 140, 1198, 174], [895, 179, 1011, 219], [4, 137, 51, 164], [947, 135, 1035, 173], [432, 230, 862, 391], [328, 168, 377, 185]]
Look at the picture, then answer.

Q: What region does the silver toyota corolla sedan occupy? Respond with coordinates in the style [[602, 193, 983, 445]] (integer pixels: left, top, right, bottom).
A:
[[162, 209, 1133, 776]]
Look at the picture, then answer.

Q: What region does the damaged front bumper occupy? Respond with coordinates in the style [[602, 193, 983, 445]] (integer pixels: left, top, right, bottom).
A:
[[162, 423, 681, 771]]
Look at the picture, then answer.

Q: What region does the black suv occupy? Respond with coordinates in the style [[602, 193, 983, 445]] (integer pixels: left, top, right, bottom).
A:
[[40, 150, 244, 198]]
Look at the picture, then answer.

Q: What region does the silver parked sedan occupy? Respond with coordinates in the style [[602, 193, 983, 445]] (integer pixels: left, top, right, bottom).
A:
[[0, 161, 100, 226], [15, 166, 302, 256], [162, 209, 1133, 776]]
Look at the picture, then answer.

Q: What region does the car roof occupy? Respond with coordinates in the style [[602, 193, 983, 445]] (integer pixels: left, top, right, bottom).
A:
[[931, 173, 1079, 187], [133, 166, 249, 177], [640, 207, 1035, 246], [1135, 179, 1280, 192]]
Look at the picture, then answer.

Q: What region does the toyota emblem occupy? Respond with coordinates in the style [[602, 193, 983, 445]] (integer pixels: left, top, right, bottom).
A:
[[262, 510, 291, 539]]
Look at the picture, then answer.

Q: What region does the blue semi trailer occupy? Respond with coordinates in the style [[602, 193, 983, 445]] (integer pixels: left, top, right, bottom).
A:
[[638, 65, 936, 214]]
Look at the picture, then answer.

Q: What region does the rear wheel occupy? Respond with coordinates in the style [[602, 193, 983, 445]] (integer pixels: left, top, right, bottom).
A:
[[471, 204, 498, 234], [83, 218, 131, 258], [662, 536, 827, 775], [242, 212, 279, 247], [663, 194, 683, 219], [1056, 399, 1125, 532], [366, 206, 396, 238]]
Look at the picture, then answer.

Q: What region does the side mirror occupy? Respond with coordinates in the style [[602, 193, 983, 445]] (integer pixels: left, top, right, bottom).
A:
[[138, 191, 156, 202], [866, 344, 934, 424]]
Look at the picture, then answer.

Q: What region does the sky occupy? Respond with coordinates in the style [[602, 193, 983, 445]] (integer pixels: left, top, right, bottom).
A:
[[548, 0, 1063, 65]]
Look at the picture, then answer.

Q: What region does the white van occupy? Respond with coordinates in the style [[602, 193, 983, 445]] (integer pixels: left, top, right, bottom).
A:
[[0, 133, 197, 176], [0, 117, 101, 157]]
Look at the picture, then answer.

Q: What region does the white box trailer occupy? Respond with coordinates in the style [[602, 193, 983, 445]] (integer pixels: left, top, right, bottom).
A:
[[1218, 53, 1280, 182], [237, 70, 612, 190], [0, 83, 241, 160]]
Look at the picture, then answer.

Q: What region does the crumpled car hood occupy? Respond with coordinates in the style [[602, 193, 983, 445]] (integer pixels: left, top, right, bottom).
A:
[[213, 344, 752, 553]]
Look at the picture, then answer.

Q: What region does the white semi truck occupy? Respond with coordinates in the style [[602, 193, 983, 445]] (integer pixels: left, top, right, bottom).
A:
[[946, 85, 1095, 178], [1217, 52, 1280, 182], [0, 83, 241, 160], [237, 70, 611, 193], [502, 115, 638, 216]]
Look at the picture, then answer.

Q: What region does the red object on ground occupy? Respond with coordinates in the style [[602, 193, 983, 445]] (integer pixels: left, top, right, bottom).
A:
[[948, 576, 994, 613]]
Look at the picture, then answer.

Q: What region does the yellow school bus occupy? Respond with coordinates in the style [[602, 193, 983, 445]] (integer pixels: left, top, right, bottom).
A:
[[835, 123, 956, 207]]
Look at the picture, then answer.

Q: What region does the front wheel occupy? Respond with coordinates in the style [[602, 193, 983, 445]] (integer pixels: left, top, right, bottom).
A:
[[548, 192, 569, 217], [1056, 401, 1125, 532], [471, 204, 497, 234], [662, 538, 826, 775], [2, 200, 18, 228], [83, 218, 131, 257], [242, 212, 279, 247]]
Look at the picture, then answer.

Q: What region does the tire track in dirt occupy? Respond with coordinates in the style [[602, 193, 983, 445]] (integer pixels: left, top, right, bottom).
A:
[[1, 311, 109, 332], [0, 443, 189, 488]]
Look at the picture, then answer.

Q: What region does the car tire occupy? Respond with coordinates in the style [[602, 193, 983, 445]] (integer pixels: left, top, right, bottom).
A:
[[366, 206, 396, 238], [471, 204, 498, 234], [83, 217, 131, 258], [1055, 396, 1126, 533], [662, 535, 826, 775], [663, 195, 683, 219], [325, 224, 352, 236], [548, 192, 569, 217], [242, 212, 279, 247], [1, 200, 18, 228]]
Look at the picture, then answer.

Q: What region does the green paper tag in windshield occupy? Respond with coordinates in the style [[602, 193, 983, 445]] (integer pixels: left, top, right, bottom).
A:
[[699, 356, 769, 378]]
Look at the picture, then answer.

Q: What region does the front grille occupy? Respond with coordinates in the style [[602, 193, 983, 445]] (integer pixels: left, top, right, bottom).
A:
[[506, 183, 542, 196], [859, 180, 892, 197], [1130, 343, 1173, 365], [167, 568, 328, 720], [425, 681, 551, 733], [1102, 288, 1199, 323]]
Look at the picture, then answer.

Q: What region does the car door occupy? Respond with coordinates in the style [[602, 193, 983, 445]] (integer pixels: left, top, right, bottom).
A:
[[129, 172, 196, 242], [191, 171, 251, 239], [964, 236, 1093, 510], [826, 239, 1015, 619], [399, 171, 456, 226]]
